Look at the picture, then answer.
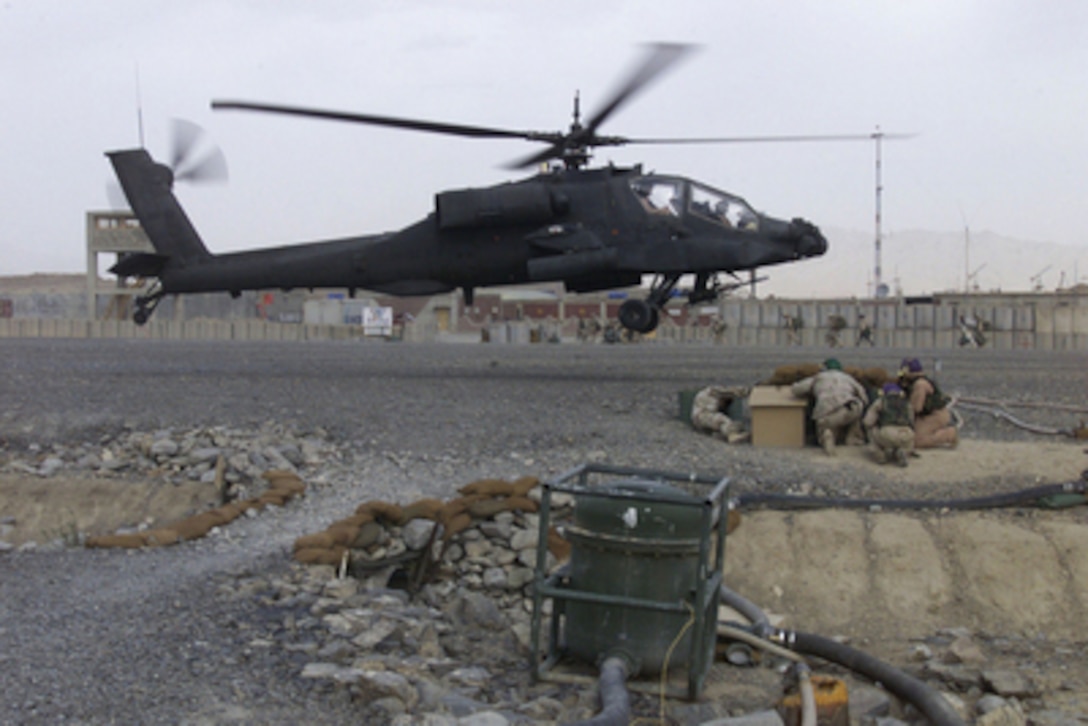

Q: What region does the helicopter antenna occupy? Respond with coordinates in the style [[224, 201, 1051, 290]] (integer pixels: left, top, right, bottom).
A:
[[135, 63, 146, 148]]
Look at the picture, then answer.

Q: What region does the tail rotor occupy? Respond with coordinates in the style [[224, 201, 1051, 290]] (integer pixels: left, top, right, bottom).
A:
[[169, 118, 228, 184]]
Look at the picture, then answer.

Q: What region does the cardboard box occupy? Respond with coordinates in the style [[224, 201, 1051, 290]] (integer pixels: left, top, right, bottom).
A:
[[748, 385, 808, 448]]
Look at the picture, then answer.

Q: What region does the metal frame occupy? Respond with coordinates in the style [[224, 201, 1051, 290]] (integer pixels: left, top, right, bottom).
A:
[[529, 462, 730, 700]]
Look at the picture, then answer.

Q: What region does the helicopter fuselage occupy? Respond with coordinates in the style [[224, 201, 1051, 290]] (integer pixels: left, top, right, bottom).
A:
[[108, 149, 826, 330]]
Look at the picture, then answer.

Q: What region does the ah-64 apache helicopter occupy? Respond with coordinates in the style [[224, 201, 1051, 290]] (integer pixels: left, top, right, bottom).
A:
[[108, 44, 875, 332]]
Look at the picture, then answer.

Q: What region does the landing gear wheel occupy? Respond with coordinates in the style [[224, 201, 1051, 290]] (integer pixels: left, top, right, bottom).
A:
[[132, 285, 163, 326], [618, 299, 660, 334]]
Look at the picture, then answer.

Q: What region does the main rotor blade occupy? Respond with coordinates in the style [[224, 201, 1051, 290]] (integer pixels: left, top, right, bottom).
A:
[[503, 131, 915, 170], [622, 131, 917, 144], [504, 43, 695, 168], [581, 43, 694, 135], [212, 100, 553, 142]]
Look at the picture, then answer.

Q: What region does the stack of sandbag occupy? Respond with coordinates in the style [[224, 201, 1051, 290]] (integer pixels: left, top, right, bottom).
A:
[[763, 362, 889, 391], [761, 362, 821, 386], [291, 475, 572, 569], [86, 470, 306, 549]]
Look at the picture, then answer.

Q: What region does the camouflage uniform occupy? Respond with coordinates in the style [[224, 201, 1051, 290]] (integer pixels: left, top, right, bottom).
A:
[[791, 367, 868, 454], [691, 385, 745, 438], [863, 385, 915, 466]]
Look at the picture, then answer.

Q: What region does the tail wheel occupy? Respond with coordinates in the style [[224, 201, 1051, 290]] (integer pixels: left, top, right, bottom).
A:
[[618, 299, 660, 333]]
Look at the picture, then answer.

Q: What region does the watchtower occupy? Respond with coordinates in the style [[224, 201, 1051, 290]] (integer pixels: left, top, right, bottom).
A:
[[85, 211, 157, 320]]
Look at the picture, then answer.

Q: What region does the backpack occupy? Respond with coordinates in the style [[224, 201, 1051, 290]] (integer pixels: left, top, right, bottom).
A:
[[878, 393, 913, 428], [920, 376, 951, 416]]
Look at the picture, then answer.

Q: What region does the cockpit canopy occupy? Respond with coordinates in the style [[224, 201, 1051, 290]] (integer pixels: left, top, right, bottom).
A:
[[629, 176, 759, 231]]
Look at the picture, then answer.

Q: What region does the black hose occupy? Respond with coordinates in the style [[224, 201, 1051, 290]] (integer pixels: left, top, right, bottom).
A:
[[561, 655, 632, 726], [778, 629, 966, 726], [735, 480, 1086, 512], [719, 584, 770, 636]]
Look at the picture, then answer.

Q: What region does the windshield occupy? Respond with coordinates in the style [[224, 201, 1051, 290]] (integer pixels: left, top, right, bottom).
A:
[[630, 177, 683, 217], [689, 183, 759, 231], [630, 176, 758, 231]]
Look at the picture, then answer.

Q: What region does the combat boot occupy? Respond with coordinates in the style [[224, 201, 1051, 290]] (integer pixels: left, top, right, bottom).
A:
[[820, 428, 836, 456]]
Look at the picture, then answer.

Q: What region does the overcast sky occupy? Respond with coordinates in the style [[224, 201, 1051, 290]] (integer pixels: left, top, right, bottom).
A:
[[2, 0, 1086, 293]]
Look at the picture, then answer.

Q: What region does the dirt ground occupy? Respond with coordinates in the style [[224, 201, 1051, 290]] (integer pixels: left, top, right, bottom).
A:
[[4, 431, 1088, 718], [4, 439, 1084, 549], [0, 475, 220, 547]]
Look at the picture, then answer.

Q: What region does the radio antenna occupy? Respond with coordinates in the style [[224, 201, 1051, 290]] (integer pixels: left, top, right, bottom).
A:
[[135, 63, 145, 147]]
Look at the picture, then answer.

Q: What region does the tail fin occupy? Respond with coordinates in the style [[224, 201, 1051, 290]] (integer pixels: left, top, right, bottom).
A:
[[106, 149, 212, 267]]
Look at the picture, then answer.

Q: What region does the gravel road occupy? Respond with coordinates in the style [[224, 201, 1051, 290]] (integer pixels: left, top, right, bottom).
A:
[[1, 338, 1085, 724]]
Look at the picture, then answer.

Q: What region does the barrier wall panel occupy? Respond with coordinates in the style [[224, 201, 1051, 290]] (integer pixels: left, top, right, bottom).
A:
[[1014, 306, 1034, 331], [721, 304, 742, 331], [1012, 332, 1034, 349], [935, 306, 957, 330], [1034, 306, 1055, 334], [893, 330, 915, 348], [1074, 305, 1088, 336], [896, 306, 915, 328], [760, 303, 781, 327], [876, 306, 896, 332], [914, 305, 935, 331], [1053, 305, 1074, 335], [1035, 333, 1053, 350], [935, 331, 957, 348], [991, 332, 1013, 350], [993, 307, 1014, 332], [817, 304, 841, 328], [914, 330, 935, 349]]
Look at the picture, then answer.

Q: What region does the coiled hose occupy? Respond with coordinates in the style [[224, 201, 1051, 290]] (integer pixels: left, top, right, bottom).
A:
[[774, 629, 967, 726], [719, 585, 966, 726]]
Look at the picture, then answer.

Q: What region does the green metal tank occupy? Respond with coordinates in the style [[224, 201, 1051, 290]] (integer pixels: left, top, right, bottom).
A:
[[564, 478, 711, 675]]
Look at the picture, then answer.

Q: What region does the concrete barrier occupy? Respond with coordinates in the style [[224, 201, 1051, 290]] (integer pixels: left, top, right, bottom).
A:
[[0, 291, 1084, 348]]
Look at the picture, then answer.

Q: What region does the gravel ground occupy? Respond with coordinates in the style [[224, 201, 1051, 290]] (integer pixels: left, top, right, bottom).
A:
[[0, 338, 1086, 724]]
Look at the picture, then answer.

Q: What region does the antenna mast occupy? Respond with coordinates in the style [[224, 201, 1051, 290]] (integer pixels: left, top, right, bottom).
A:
[[135, 63, 145, 147], [873, 126, 885, 297]]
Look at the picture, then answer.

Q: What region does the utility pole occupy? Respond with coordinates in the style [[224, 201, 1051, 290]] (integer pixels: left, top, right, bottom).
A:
[[964, 224, 970, 293], [872, 127, 886, 298]]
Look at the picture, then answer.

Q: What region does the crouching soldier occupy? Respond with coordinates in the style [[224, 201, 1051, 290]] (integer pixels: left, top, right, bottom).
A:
[[898, 358, 958, 448], [790, 358, 868, 455], [863, 382, 914, 467], [691, 385, 747, 441]]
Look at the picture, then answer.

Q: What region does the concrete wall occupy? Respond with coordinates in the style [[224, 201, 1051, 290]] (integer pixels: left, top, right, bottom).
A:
[[647, 292, 1088, 350], [1, 289, 1085, 349], [0, 317, 372, 342]]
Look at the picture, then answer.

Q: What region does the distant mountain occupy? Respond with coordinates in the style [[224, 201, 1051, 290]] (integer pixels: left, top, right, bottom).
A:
[[759, 227, 1088, 299]]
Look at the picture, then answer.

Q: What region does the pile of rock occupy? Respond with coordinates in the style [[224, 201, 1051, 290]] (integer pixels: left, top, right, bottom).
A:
[[2, 422, 338, 499], [224, 479, 603, 724], [290, 475, 575, 647]]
